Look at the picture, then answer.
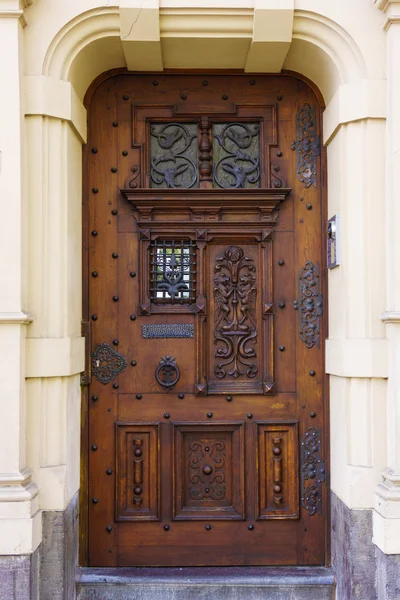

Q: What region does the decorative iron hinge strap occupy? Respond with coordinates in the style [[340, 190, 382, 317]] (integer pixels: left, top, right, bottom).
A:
[[294, 260, 323, 349], [301, 427, 326, 516], [291, 103, 321, 188], [80, 319, 92, 386]]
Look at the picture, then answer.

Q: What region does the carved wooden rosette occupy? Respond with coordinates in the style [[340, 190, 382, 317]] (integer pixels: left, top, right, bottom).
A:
[[121, 189, 291, 395]]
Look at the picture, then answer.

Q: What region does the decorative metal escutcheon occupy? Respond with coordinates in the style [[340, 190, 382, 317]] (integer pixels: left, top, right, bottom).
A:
[[91, 342, 127, 384], [155, 355, 180, 389]]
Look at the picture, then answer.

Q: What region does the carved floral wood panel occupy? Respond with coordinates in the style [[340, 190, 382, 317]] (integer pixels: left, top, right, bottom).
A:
[[173, 423, 245, 520]]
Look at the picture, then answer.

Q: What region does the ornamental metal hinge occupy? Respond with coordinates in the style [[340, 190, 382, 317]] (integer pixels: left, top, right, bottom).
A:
[[80, 319, 92, 386], [294, 261, 323, 349], [301, 427, 326, 516], [291, 103, 321, 188]]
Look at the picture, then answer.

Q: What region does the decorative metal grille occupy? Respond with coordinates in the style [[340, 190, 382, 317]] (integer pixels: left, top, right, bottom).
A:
[[150, 123, 199, 188], [150, 240, 196, 304], [213, 123, 260, 189]]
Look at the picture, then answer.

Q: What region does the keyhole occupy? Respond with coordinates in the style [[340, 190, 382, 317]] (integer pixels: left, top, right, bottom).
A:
[[96, 359, 100, 368]]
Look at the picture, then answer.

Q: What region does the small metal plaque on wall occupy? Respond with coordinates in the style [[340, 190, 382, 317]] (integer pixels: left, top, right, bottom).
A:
[[327, 215, 340, 269], [142, 324, 194, 339]]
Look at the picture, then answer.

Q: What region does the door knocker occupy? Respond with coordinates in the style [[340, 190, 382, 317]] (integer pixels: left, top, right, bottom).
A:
[[155, 355, 180, 389]]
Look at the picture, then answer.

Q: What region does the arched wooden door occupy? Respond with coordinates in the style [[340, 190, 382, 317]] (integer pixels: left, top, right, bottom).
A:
[[82, 73, 328, 567]]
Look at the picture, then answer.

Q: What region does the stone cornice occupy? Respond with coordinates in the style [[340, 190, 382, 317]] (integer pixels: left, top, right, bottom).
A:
[[380, 311, 400, 323], [0, 8, 27, 27], [0, 311, 33, 324], [374, 0, 400, 29]]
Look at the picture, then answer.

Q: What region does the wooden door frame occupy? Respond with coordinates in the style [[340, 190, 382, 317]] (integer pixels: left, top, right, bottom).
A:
[[79, 68, 329, 567]]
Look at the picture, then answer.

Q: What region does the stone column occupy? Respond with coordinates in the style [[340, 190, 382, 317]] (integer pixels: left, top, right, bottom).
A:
[[374, 2, 400, 597], [0, 1, 41, 594]]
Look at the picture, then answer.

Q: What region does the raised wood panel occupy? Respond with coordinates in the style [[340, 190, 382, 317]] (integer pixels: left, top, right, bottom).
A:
[[173, 422, 245, 520], [257, 422, 299, 519], [116, 423, 160, 521]]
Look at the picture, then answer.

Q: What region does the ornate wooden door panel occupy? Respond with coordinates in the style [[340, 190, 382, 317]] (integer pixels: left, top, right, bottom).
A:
[[83, 74, 327, 567]]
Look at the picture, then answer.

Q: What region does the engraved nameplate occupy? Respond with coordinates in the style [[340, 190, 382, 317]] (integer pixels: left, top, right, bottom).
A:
[[142, 324, 194, 339]]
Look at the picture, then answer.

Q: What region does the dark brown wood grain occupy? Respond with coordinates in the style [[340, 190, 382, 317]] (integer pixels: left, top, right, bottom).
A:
[[82, 73, 327, 567]]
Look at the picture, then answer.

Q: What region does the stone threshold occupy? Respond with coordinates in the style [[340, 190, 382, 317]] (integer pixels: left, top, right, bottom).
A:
[[77, 565, 335, 586]]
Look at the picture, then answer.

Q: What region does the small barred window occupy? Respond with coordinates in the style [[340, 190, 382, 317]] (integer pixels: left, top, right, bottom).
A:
[[150, 240, 196, 304]]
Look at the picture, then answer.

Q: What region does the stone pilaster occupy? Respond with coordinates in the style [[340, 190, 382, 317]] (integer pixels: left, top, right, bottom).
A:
[[0, 1, 41, 561], [374, 0, 400, 561]]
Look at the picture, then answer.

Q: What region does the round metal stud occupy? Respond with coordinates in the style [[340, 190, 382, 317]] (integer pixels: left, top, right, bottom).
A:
[[205, 524, 212, 531], [278, 259, 285, 266], [130, 272, 136, 278], [164, 524, 170, 531], [130, 315, 136, 321], [164, 412, 171, 419], [106, 525, 113, 533], [279, 345, 285, 352], [131, 360, 137, 366], [112, 253, 118, 259], [222, 95, 228, 100], [248, 524, 255, 531], [180, 94, 187, 100], [153, 80, 159, 86], [123, 95, 130, 101], [107, 408, 111, 413], [279, 302, 286, 309], [111, 210, 118, 216], [92, 187, 99, 194], [134, 448, 142, 457], [276, 151, 283, 157], [274, 485, 282, 494], [205, 487, 210, 493], [106, 468, 113, 475], [112, 121, 118, 127], [91, 444, 98, 451], [309, 370, 316, 377], [306, 204, 312, 210], [122, 150, 128, 156], [178, 393, 184, 399], [134, 486, 142, 495], [92, 271, 98, 278], [136, 394, 142, 400], [273, 447, 282, 456], [206, 412, 213, 419], [226, 396, 233, 402], [247, 413, 253, 419], [91, 230, 98, 236], [112, 295, 119, 302], [310, 410, 317, 418], [92, 497, 99, 504], [91, 395, 99, 402], [111, 168, 118, 173], [112, 339, 119, 346], [202, 80, 209, 86], [249, 80, 256, 86], [277, 95, 283, 101], [203, 465, 213, 475], [91, 148, 98, 154], [91, 314, 98, 321], [112, 383, 119, 389]]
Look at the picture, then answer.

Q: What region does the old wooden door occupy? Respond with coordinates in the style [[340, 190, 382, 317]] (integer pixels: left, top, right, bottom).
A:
[[83, 73, 327, 567]]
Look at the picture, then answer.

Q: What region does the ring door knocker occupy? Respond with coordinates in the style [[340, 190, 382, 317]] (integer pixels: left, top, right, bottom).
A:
[[155, 355, 180, 389]]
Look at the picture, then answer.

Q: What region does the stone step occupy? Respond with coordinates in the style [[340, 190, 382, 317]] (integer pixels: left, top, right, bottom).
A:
[[77, 566, 336, 600]]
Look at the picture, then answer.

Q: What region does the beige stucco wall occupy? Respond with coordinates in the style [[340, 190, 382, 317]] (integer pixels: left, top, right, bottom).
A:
[[0, 0, 399, 557]]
